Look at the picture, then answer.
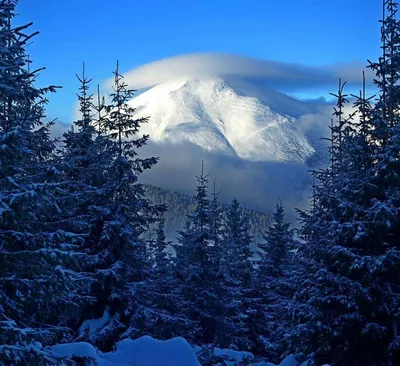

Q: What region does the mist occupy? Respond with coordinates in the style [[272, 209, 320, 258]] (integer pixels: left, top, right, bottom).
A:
[[141, 140, 311, 219]]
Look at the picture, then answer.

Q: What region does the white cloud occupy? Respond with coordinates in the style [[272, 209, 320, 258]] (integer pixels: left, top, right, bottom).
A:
[[104, 52, 374, 93]]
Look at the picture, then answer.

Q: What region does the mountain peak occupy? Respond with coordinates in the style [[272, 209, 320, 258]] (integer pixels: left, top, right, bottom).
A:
[[130, 76, 316, 162]]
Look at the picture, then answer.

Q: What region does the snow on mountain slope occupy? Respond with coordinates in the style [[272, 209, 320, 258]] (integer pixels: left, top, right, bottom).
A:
[[129, 77, 316, 163]]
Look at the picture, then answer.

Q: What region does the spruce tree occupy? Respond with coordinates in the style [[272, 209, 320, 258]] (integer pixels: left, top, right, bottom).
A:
[[85, 61, 163, 349], [58, 64, 115, 334], [174, 165, 214, 343], [293, 3, 400, 364], [174, 165, 231, 346], [152, 215, 170, 269], [259, 202, 293, 277], [221, 198, 255, 351], [250, 202, 296, 362], [59, 64, 99, 242], [224, 198, 253, 286], [0, 1, 90, 363], [367, 0, 400, 250], [125, 213, 190, 341], [292, 80, 383, 366]]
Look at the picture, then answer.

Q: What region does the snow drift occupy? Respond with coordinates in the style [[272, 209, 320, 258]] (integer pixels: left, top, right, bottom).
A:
[[52, 335, 328, 366], [52, 336, 201, 366]]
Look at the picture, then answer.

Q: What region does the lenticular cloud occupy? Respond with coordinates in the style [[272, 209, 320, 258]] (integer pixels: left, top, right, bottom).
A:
[[108, 52, 373, 92]]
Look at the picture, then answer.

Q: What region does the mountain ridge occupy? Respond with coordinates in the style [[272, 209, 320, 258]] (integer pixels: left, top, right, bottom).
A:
[[129, 76, 318, 163]]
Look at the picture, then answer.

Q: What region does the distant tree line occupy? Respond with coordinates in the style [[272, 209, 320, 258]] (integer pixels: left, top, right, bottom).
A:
[[144, 184, 270, 244]]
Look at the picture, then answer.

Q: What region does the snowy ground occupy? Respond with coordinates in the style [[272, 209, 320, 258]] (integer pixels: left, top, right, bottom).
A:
[[52, 336, 200, 366], [52, 335, 328, 366]]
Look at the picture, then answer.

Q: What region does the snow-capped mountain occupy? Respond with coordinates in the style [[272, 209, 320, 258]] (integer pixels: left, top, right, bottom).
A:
[[129, 77, 320, 163]]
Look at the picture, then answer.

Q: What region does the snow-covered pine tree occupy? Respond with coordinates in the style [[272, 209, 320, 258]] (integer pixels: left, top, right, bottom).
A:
[[221, 198, 255, 351], [86, 61, 163, 349], [259, 202, 293, 277], [206, 181, 247, 349], [58, 64, 98, 241], [250, 202, 296, 362], [124, 212, 191, 341], [152, 215, 170, 269], [367, 0, 400, 251], [82, 84, 114, 259], [292, 3, 400, 363], [57, 64, 119, 334], [363, 1, 400, 361], [292, 79, 382, 366], [209, 179, 224, 247], [174, 165, 214, 344], [94, 84, 106, 136], [173, 165, 231, 346], [224, 198, 253, 287], [0, 1, 91, 363]]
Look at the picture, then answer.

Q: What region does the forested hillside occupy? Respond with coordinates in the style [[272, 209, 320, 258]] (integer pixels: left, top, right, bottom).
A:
[[144, 184, 270, 243]]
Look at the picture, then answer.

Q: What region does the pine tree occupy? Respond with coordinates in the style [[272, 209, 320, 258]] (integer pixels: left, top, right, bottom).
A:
[[367, 0, 400, 251], [259, 202, 293, 277], [209, 179, 224, 245], [84, 61, 163, 349], [59, 64, 99, 241], [174, 165, 214, 343], [250, 202, 296, 362], [292, 3, 400, 364], [224, 198, 253, 286], [221, 198, 255, 351], [152, 215, 170, 269], [173, 165, 232, 346], [124, 212, 191, 341], [292, 80, 383, 366], [57, 64, 116, 334], [0, 1, 90, 363]]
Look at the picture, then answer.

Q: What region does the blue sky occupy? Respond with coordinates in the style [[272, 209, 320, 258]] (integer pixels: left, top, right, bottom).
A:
[[16, 0, 382, 122]]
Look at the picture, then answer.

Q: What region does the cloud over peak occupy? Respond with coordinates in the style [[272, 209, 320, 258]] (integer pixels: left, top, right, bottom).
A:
[[110, 52, 374, 93]]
